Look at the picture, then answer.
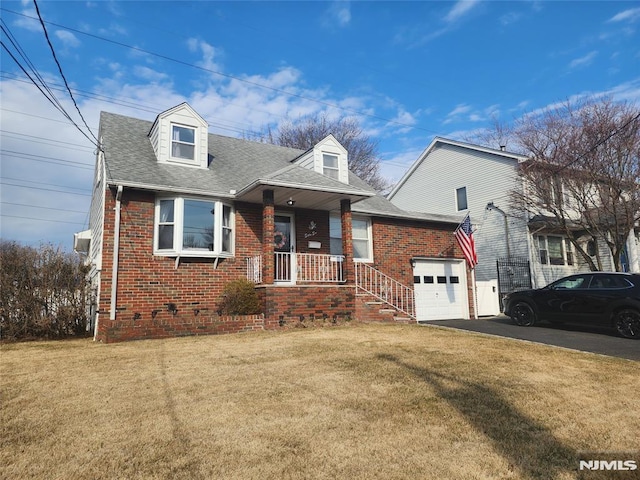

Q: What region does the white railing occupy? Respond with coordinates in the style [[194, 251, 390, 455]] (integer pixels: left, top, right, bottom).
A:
[[247, 253, 345, 284], [297, 253, 344, 282], [246, 255, 262, 284], [355, 262, 415, 318]]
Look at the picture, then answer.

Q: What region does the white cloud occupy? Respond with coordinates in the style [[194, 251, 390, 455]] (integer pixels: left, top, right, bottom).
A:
[[499, 12, 522, 26], [608, 8, 640, 23], [568, 51, 597, 69], [133, 66, 170, 83], [187, 38, 222, 74], [12, 6, 41, 32], [54, 30, 81, 48], [324, 1, 351, 28], [444, 0, 481, 24]]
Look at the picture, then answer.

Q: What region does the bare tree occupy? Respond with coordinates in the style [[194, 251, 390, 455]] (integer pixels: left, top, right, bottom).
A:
[[254, 113, 391, 192], [509, 97, 640, 271]]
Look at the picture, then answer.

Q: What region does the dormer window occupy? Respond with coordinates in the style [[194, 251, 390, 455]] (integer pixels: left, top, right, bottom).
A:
[[171, 125, 196, 161], [323, 153, 340, 180], [149, 103, 208, 168]]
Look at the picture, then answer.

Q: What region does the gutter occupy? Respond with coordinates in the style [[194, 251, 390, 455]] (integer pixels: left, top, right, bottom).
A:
[[110, 185, 123, 320]]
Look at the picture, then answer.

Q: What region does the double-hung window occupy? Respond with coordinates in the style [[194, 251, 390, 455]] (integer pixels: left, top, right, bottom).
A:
[[330, 214, 372, 262], [171, 125, 196, 161], [155, 197, 233, 256], [323, 153, 340, 180], [537, 235, 573, 266]]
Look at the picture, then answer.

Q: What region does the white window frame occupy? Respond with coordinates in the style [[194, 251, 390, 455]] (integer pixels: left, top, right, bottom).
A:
[[170, 123, 197, 164], [536, 235, 574, 267], [322, 153, 340, 180], [330, 214, 373, 262], [154, 196, 234, 257], [455, 186, 468, 211]]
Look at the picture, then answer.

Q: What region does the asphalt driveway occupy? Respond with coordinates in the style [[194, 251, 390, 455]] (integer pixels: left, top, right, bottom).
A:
[[423, 315, 639, 361]]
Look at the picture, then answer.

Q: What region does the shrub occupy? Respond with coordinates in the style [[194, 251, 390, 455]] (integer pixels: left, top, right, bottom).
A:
[[0, 241, 90, 341], [218, 279, 262, 315]]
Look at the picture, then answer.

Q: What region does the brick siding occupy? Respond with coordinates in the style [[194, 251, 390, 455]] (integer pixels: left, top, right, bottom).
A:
[[95, 187, 471, 342]]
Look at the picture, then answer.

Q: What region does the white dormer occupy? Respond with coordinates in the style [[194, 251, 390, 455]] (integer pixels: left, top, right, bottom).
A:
[[294, 134, 349, 184], [148, 103, 209, 168]]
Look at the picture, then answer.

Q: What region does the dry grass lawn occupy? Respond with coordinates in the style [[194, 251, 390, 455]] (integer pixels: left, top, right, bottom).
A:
[[1, 323, 638, 480]]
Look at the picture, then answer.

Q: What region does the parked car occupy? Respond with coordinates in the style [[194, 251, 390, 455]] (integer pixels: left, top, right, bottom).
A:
[[503, 272, 640, 339]]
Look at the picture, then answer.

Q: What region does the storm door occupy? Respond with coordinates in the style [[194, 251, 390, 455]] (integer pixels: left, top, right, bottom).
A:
[[274, 213, 295, 283]]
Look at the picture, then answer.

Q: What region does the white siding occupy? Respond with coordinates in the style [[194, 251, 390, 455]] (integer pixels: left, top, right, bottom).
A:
[[149, 104, 209, 168], [390, 142, 528, 283], [292, 135, 349, 184]]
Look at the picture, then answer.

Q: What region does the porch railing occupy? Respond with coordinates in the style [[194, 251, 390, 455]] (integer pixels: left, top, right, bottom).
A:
[[246, 253, 345, 284], [246, 255, 262, 284], [355, 262, 415, 318]]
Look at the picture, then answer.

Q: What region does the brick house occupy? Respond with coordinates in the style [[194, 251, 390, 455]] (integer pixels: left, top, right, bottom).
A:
[[75, 104, 473, 342]]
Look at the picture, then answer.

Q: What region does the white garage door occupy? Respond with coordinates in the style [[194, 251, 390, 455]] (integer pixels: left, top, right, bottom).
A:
[[413, 260, 468, 321]]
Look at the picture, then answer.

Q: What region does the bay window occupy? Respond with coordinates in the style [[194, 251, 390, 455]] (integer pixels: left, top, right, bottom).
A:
[[155, 197, 233, 256]]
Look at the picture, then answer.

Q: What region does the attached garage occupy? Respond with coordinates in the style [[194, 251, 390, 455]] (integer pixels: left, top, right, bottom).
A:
[[413, 258, 469, 321]]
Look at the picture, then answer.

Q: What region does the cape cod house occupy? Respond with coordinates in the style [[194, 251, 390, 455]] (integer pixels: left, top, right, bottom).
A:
[[75, 104, 474, 342], [387, 137, 640, 314]]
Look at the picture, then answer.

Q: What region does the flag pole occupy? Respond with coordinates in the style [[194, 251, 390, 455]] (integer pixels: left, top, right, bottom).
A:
[[470, 265, 478, 320]]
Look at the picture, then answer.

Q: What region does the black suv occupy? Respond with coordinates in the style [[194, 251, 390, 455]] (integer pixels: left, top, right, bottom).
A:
[[503, 272, 640, 339]]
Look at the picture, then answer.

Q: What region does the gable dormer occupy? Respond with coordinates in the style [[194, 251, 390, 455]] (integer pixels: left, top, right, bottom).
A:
[[293, 134, 349, 184], [148, 103, 209, 168]]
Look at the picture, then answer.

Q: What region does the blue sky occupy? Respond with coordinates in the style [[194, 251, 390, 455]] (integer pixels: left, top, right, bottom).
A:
[[1, 0, 640, 250]]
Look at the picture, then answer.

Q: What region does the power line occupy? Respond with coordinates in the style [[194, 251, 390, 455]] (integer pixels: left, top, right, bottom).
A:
[[1, 182, 92, 197], [552, 111, 640, 175], [0, 7, 440, 135], [32, 0, 100, 146], [0, 213, 87, 225], [0, 130, 95, 150], [2, 176, 91, 192], [1, 149, 94, 169], [0, 201, 88, 214], [1, 16, 102, 154]]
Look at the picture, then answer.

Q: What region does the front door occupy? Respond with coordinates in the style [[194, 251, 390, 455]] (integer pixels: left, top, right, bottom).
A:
[[274, 213, 295, 283]]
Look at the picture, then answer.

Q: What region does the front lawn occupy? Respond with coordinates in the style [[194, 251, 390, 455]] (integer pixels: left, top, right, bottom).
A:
[[1, 324, 637, 479]]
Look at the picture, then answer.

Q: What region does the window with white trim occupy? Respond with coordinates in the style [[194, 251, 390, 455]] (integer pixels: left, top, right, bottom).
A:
[[322, 153, 340, 180], [456, 187, 468, 211], [155, 197, 233, 256], [537, 235, 574, 266], [330, 214, 372, 261], [171, 124, 196, 161]]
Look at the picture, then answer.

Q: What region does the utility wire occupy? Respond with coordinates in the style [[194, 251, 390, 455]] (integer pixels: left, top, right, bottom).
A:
[[1, 7, 439, 135], [32, 0, 100, 146], [551, 111, 640, 175], [0, 201, 88, 214], [0, 213, 87, 225]]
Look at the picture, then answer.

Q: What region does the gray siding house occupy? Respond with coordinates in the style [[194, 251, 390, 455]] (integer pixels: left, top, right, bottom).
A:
[[388, 137, 640, 314]]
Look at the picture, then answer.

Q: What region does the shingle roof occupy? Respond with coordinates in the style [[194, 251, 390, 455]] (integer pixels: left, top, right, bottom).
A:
[[99, 110, 460, 225]]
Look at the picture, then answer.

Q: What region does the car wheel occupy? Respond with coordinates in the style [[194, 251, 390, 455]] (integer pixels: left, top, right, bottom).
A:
[[614, 309, 640, 339], [511, 301, 536, 327]]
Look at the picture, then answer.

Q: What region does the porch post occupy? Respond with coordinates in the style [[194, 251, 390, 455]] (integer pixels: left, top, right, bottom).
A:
[[341, 199, 355, 284], [262, 189, 275, 284]]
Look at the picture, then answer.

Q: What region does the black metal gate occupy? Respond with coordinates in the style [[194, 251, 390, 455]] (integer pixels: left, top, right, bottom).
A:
[[496, 257, 532, 310]]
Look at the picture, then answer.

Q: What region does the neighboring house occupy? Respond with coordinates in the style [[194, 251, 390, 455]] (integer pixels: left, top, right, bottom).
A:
[[74, 104, 473, 342], [387, 137, 640, 315]]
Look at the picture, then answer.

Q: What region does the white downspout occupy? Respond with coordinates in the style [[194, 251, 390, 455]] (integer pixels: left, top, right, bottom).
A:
[[110, 185, 123, 320]]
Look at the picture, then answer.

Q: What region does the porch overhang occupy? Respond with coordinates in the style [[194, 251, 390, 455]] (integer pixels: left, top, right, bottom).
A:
[[235, 180, 374, 210]]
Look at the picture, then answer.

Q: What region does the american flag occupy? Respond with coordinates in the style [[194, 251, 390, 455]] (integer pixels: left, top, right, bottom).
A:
[[454, 213, 478, 268]]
